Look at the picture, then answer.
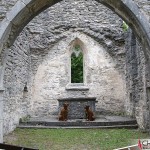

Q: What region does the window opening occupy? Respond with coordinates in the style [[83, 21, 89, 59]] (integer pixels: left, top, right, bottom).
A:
[[71, 45, 83, 83]]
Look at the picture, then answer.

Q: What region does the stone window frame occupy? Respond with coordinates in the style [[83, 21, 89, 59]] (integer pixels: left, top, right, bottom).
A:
[[66, 38, 89, 91]]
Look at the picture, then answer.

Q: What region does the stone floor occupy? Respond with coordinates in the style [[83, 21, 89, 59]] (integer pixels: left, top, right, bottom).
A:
[[19, 115, 138, 129]]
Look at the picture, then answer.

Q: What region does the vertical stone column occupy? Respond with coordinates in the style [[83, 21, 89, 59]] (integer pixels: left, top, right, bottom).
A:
[[0, 92, 3, 143], [0, 66, 4, 143]]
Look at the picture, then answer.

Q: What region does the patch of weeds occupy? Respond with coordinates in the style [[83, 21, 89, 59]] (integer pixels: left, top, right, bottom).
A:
[[19, 115, 31, 123]]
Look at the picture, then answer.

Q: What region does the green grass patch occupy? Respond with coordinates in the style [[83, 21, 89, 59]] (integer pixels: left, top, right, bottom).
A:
[[4, 128, 149, 150]]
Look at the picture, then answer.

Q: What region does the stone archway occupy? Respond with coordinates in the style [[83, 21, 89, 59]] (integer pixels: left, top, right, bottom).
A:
[[0, 0, 150, 142], [0, 0, 149, 55]]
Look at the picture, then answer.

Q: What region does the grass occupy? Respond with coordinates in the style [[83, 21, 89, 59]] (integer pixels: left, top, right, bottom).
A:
[[4, 128, 149, 150]]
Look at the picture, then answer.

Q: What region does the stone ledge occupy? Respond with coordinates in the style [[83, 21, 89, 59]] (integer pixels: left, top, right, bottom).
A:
[[58, 97, 96, 101], [0, 88, 4, 91], [18, 115, 138, 129], [65, 83, 89, 91], [18, 124, 138, 129]]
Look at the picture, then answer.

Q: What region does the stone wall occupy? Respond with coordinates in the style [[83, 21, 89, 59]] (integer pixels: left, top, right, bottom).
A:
[[1, 0, 128, 133], [2, 29, 31, 134], [29, 32, 126, 117], [26, 0, 127, 117], [133, 0, 150, 22], [125, 30, 149, 129], [1, 0, 150, 134], [0, 0, 18, 21], [0, 0, 149, 23]]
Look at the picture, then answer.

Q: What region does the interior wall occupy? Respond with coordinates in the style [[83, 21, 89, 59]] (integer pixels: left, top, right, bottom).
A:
[[2, 0, 150, 134], [30, 32, 127, 117], [1, 0, 128, 134], [26, 0, 127, 116], [125, 30, 150, 129], [2, 30, 31, 134]]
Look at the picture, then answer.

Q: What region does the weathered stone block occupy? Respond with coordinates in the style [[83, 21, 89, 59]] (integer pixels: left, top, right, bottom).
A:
[[0, 18, 13, 49], [58, 97, 96, 119], [6, 1, 26, 23], [21, 0, 32, 6], [0, 120, 3, 143], [0, 101, 3, 121]]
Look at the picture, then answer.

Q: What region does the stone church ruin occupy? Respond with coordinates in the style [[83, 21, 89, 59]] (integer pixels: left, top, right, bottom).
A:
[[0, 0, 150, 142]]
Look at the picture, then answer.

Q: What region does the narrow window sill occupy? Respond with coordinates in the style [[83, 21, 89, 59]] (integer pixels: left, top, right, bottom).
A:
[[65, 83, 89, 91]]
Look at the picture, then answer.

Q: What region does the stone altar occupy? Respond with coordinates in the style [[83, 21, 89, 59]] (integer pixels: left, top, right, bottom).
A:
[[58, 97, 96, 119]]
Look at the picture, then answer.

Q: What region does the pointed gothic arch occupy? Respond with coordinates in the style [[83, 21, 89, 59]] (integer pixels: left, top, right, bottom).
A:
[[68, 38, 86, 85]]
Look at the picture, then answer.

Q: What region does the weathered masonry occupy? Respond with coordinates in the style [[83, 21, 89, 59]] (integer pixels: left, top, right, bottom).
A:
[[0, 0, 150, 142]]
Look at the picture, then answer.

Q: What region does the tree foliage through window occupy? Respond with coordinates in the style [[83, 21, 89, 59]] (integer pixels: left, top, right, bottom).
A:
[[71, 45, 83, 83]]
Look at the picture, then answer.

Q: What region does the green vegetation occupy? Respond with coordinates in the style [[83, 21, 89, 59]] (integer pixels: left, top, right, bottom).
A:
[[19, 115, 31, 123], [122, 21, 129, 32], [71, 45, 83, 83], [4, 128, 149, 150]]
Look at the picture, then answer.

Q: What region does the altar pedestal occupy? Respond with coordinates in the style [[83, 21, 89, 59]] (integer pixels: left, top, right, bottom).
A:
[[58, 97, 96, 119]]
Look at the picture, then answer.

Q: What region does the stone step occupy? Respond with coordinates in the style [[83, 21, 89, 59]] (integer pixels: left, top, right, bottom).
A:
[[19, 115, 138, 129], [20, 120, 137, 126], [18, 124, 138, 129], [19, 117, 138, 129]]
